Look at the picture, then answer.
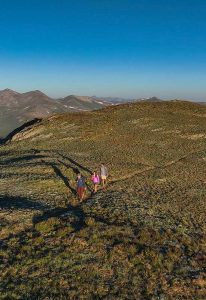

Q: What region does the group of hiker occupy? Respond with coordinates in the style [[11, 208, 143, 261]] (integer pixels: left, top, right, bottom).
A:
[[76, 163, 108, 202]]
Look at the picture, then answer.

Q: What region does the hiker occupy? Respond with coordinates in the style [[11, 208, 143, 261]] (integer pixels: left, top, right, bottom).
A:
[[91, 171, 100, 193], [76, 173, 86, 202], [100, 163, 108, 189]]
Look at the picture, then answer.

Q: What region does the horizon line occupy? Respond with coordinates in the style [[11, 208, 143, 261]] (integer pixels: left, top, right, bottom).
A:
[[0, 88, 205, 103]]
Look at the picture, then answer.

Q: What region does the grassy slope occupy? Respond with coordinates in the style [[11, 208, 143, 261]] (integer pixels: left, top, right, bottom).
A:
[[0, 101, 206, 299]]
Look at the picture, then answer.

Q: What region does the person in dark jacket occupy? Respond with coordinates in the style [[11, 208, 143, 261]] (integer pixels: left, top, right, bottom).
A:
[[76, 173, 86, 202]]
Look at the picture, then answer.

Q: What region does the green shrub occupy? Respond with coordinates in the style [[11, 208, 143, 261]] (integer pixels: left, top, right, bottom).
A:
[[35, 217, 61, 234]]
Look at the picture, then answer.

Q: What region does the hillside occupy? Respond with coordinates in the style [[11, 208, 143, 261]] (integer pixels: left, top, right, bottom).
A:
[[0, 101, 206, 299], [0, 89, 109, 137]]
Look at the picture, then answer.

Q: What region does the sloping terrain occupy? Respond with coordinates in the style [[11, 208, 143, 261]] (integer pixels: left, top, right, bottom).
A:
[[0, 89, 109, 137], [0, 101, 206, 299]]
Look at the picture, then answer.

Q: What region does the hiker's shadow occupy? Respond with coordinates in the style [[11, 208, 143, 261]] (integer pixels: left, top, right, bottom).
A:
[[48, 161, 93, 194], [57, 152, 92, 174], [49, 163, 77, 195], [32, 203, 86, 232], [1, 154, 46, 166]]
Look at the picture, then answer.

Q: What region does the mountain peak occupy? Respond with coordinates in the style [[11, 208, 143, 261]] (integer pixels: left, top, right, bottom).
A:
[[27, 90, 47, 96], [34, 90, 45, 94], [21, 90, 52, 99], [0, 88, 20, 95]]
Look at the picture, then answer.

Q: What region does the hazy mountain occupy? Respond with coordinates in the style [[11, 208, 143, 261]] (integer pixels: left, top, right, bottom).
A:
[[92, 96, 134, 104], [137, 96, 163, 102], [0, 89, 109, 137], [0, 89, 62, 137], [95, 96, 163, 104], [58, 95, 109, 111]]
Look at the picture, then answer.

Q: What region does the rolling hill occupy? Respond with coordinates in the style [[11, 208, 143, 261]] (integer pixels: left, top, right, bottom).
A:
[[0, 100, 206, 299]]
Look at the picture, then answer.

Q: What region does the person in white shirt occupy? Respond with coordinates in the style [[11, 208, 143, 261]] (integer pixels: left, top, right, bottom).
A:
[[100, 163, 108, 189]]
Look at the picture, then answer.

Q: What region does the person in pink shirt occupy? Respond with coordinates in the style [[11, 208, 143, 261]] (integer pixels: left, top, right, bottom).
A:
[[91, 171, 100, 193]]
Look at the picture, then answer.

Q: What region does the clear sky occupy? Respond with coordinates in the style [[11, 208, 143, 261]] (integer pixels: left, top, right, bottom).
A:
[[0, 0, 205, 100]]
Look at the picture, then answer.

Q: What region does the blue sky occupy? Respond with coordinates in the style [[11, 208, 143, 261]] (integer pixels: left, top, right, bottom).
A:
[[0, 0, 205, 100]]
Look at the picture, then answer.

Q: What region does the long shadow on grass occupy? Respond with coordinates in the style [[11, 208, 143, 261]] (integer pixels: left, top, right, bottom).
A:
[[48, 162, 77, 195], [0, 195, 50, 211], [0, 148, 92, 175], [58, 159, 93, 193], [0, 154, 47, 166], [32, 204, 85, 231], [38, 149, 92, 174], [32, 189, 138, 234], [56, 152, 92, 174]]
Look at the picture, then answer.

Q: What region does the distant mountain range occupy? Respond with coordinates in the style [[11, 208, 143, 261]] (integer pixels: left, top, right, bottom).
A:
[[0, 88, 205, 137], [93, 96, 163, 104]]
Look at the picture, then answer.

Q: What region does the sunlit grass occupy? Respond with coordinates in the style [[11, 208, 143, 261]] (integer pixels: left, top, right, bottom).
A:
[[0, 101, 206, 299]]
